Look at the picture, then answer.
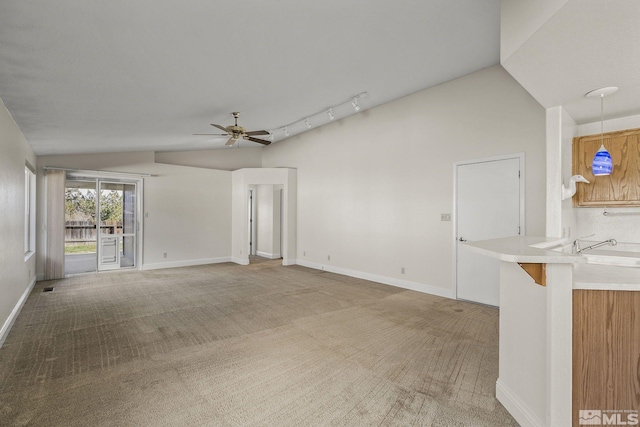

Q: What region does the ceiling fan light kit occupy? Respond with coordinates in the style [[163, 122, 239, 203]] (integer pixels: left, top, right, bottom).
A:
[[194, 111, 271, 147]]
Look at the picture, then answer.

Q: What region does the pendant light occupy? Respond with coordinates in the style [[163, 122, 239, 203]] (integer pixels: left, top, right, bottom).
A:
[[586, 87, 617, 176]]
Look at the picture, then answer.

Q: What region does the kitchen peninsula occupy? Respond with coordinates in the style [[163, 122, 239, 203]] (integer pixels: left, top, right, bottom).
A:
[[464, 236, 640, 427]]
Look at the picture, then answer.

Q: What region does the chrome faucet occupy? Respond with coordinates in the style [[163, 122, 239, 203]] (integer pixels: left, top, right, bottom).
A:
[[574, 238, 617, 253]]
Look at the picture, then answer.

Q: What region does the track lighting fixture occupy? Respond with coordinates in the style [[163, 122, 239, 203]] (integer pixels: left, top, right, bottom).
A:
[[269, 92, 367, 141], [268, 132, 274, 142]]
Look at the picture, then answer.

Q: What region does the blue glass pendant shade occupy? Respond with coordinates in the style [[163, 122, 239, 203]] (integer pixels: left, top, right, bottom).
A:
[[592, 144, 612, 176]]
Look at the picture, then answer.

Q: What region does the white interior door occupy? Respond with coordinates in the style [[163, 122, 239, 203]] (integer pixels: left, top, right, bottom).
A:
[[456, 155, 523, 306]]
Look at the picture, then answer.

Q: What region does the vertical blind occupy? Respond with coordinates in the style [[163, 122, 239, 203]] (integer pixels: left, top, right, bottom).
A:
[[45, 169, 65, 280]]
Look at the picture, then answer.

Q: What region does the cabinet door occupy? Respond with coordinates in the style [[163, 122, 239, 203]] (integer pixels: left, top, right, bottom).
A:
[[573, 128, 640, 206], [573, 289, 640, 426]]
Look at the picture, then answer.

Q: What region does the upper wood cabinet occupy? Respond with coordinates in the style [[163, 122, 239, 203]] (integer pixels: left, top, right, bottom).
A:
[[572, 128, 640, 207]]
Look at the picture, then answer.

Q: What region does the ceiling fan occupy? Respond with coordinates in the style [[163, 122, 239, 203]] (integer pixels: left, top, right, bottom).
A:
[[194, 112, 271, 146]]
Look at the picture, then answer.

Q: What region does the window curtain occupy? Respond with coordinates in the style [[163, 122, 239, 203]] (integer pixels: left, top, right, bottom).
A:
[[45, 169, 65, 280]]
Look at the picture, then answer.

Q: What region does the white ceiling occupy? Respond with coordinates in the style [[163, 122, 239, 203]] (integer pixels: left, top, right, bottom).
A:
[[0, 1, 501, 155], [5, 1, 636, 156], [502, 0, 640, 126]]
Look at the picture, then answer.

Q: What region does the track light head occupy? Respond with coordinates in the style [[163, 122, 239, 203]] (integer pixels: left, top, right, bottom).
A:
[[352, 97, 360, 112], [283, 126, 290, 137], [305, 118, 312, 129], [327, 108, 335, 120]]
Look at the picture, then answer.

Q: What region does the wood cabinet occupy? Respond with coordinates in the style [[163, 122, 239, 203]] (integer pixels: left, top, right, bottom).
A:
[[572, 128, 640, 206], [572, 289, 640, 426]]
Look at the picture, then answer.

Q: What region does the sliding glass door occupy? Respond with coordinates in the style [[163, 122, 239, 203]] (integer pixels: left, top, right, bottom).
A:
[[64, 177, 138, 275]]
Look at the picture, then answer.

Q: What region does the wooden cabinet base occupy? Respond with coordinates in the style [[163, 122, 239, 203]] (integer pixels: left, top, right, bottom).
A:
[[572, 290, 640, 426]]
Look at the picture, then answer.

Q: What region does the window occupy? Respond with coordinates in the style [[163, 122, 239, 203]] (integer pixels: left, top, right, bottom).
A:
[[24, 165, 36, 257]]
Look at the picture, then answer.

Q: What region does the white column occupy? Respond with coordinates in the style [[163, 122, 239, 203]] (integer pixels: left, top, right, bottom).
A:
[[546, 106, 563, 238], [545, 263, 573, 426]]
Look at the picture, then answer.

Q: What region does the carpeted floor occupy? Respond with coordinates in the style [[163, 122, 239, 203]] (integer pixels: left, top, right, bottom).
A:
[[0, 258, 517, 426]]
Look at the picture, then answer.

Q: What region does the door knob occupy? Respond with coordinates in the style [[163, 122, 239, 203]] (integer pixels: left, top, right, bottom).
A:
[[458, 237, 467, 242]]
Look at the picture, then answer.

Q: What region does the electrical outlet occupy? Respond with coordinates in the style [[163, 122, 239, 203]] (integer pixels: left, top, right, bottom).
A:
[[163, 252, 167, 259], [441, 213, 452, 221], [401, 267, 405, 274], [303, 251, 306, 256], [327, 255, 331, 261]]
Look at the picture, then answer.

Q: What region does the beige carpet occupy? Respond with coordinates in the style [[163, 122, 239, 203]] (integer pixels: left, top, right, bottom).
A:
[[0, 258, 517, 426]]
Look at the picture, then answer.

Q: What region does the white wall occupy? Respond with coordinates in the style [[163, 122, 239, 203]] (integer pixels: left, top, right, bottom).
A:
[[36, 151, 232, 275], [560, 113, 640, 242], [0, 98, 37, 345], [262, 65, 546, 295]]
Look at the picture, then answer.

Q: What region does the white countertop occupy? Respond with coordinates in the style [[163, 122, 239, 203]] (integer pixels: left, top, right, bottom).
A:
[[463, 236, 640, 291], [462, 236, 584, 263]]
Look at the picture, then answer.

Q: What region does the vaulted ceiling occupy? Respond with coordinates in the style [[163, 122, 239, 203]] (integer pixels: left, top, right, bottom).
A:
[[1, 1, 638, 156], [0, 1, 500, 155], [502, 0, 640, 127]]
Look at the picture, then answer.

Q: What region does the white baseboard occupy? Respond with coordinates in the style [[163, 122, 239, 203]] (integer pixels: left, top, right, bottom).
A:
[[0, 276, 37, 348], [256, 251, 281, 259], [496, 379, 544, 427], [142, 257, 232, 271], [295, 260, 455, 299]]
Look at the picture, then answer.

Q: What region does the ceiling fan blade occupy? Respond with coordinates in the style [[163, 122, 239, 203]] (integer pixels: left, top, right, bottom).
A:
[[210, 124, 229, 133], [244, 136, 271, 145], [193, 133, 228, 136], [225, 137, 236, 146], [245, 130, 270, 136]]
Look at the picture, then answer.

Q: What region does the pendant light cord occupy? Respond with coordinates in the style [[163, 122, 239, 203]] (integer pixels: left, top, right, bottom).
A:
[[601, 93, 604, 146]]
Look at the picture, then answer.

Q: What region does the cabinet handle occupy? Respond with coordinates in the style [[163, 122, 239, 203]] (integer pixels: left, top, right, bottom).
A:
[[459, 237, 467, 242]]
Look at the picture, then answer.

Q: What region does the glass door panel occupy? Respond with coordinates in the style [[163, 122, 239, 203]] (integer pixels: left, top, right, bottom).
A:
[[98, 181, 136, 271], [64, 180, 98, 274]]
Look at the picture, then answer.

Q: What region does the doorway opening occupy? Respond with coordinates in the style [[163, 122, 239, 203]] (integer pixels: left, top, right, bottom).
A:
[[248, 188, 256, 256], [247, 184, 283, 263]]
